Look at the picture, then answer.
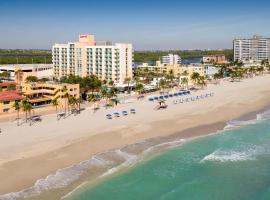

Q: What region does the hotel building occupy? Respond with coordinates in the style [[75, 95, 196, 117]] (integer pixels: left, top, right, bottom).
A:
[[52, 34, 133, 84], [233, 35, 270, 63], [161, 54, 181, 65], [21, 82, 80, 107]]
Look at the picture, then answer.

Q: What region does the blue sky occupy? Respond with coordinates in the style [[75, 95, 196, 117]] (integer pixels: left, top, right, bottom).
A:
[[0, 0, 270, 50]]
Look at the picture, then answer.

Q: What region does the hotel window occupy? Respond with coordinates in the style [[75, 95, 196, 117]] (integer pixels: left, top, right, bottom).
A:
[[3, 101, 10, 105]]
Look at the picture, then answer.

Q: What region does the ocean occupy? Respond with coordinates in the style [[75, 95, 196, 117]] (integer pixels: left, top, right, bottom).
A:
[[67, 111, 270, 200], [2, 110, 270, 200]]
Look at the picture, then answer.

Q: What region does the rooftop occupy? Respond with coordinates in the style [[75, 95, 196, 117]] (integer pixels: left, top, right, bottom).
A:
[[0, 91, 23, 102], [0, 82, 16, 87]]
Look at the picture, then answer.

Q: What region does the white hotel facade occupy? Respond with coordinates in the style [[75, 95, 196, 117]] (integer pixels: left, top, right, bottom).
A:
[[52, 35, 133, 84], [233, 35, 270, 63], [161, 54, 181, 65]]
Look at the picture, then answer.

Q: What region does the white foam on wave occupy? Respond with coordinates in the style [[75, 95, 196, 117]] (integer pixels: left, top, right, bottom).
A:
[[142, 139, 186, 155], [0, 155, 113, 200], [224, 109, 270, 131], [201, 145, 264, 163], [99, 150, 138, 178]]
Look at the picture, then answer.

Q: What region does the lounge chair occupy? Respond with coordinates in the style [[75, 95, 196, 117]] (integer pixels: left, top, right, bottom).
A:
[[174, 93, 178, 97], [106, 114, 112, 119], [130, 109, 136, 114], [114, 113, 120, 117], [169, 94, 174, 98], [148, 98, 154, 101], [159, 96, 164, 99], [154, 97, 159, 100], [164, 95, 169, 99], [122, 111, 128, 116]]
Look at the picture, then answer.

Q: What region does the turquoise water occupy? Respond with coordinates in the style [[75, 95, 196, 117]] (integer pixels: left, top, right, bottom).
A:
[[69, 118, 270, 200]]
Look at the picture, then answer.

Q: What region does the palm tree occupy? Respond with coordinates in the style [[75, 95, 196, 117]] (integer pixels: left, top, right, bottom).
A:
[[135, 83, 144, 95], [68, 96, 77, 110], [21, 99, 29, 123], [21, 100, 32, 126], [167, 69, 174, 88], [190, 72, 200, 87], [76, 97, 82, 113], [12, 100, 21, 126], [88, 94, 99, 102], [197, 76, 207, 89], [124, 77, 132, 93], [159, 79, 167, 94], [181, 77, 189, 89], [51, 98, 59, 120]]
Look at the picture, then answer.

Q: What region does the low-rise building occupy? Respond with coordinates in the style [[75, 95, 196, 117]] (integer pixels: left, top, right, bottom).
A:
[[137, 61, 181, 75], [203, 55, 226, 64], [21, 82, 80, 107], [203, 64, 219, 79], [0, 64, 53, 83], [0, 91, 23, 113]]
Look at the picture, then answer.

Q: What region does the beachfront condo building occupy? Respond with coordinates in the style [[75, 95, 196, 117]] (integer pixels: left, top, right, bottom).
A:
[[21, 82, 80, 107], [161, 54, 181, 65], [233, 35, 270, 63], [52, 34, 133, 84]]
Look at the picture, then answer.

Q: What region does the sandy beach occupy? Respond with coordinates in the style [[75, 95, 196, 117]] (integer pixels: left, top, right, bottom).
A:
[[0, 75, 270, 197]]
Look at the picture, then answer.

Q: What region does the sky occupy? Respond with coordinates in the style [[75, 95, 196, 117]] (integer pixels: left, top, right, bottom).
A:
[[0, 0, 270, 50]]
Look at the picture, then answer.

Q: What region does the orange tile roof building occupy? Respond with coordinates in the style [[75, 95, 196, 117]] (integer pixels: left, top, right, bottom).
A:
[[0, 91, 23, 113]]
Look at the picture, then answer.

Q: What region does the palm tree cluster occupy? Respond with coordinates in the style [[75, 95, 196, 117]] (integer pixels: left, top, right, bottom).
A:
[[190, 72, 207, 89], [214, 59, 269, 82], [59, 75, 102, 95], [12, 99, 33, 126]]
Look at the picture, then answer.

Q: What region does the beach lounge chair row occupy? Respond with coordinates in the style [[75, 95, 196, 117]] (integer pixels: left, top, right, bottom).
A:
[[148, 91, 191, 102], [173, 92, 214, 104], [106, 109, 136, 119]]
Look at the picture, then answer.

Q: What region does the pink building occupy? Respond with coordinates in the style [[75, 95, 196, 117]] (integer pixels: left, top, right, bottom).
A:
[[52, 34, 133, 84]]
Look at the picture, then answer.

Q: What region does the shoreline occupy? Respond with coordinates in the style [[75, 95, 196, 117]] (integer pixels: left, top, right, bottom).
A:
[[0, 75, 270, 199]]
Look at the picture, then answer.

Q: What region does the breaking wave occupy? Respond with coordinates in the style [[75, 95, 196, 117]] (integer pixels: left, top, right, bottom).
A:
[[201, 145, 265, 163]]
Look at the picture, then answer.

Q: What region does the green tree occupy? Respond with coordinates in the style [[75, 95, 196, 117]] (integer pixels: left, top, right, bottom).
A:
[[159, 79, 167, 93], [190, 72, 200, 86], [25, 76, 39, 83], [135, 83, 144, 95], [21, 100, 33, 126], [12, 100, 21, 126], [124, 77, 132, 93], [51, 98, 59, 120], [7, 83, 16, 91]]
